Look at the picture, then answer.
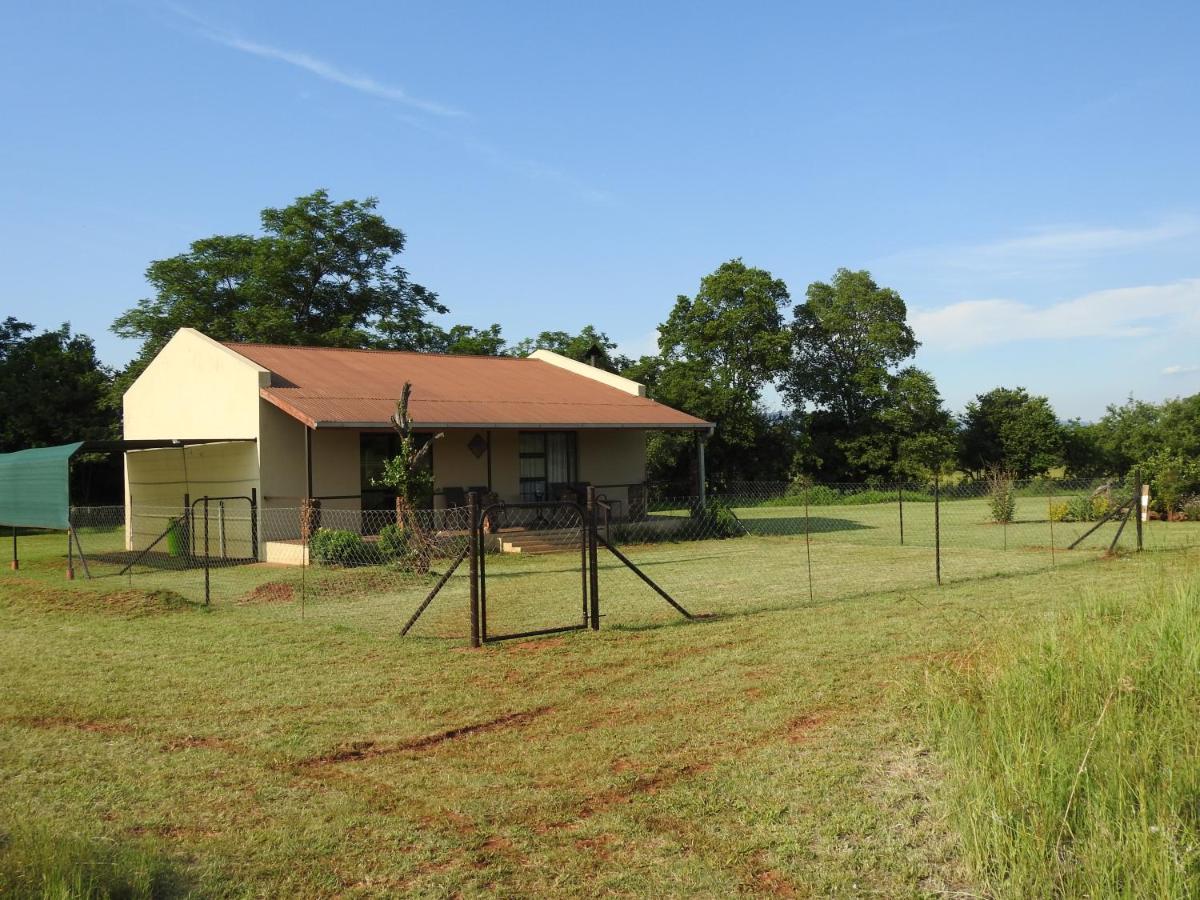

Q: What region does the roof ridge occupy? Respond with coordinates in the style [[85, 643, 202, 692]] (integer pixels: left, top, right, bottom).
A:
[[224, 341, 536, 361]]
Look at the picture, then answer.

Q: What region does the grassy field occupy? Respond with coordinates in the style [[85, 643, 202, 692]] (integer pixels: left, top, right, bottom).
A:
[[2, 513, 1199, 896]]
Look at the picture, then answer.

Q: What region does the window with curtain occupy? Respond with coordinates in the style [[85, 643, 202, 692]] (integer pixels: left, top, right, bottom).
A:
[[518, 431, 577, 501]]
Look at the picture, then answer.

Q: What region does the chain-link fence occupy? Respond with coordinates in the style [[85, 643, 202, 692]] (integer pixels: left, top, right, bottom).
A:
[[4, 476, 1198, 643]]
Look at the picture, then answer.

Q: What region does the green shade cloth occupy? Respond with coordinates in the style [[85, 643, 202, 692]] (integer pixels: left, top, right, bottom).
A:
[[0, 442, 83, 529]]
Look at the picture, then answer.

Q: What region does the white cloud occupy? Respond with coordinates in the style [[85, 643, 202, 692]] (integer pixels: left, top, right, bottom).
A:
[[912, 278, 1200, 350], [166, 4, 462, 117], [1162, 364, 1200, 376], [885, 217, 1200, 277]]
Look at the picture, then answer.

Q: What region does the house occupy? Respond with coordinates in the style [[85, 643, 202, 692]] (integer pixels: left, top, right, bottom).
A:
[[122, 328, 711, 562]]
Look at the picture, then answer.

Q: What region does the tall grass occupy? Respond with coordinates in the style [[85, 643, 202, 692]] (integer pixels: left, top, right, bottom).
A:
[[0, 824, 189, 899], [931, 577, 1200, 897]]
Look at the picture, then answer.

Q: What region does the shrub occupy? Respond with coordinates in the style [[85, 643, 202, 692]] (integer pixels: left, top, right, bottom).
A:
[[693, 499, 744, 539], [377, 523, 410, 561], [987, 469, 1016, 524], [309, 528, 379, 566], [1182, 496, 1200, 522], [1048, 502, 1069, 523], [1063, 494, 1109, 523]]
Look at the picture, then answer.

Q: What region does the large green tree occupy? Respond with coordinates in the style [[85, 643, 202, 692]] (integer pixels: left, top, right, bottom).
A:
[[419, 323, 508, 356], [639, 259, 792, 487], [787, 269, 918, 430], [113, 189, 445, 368], [959, 387, 1063, 478], [512, 325, 630, 372], [0, 318, 115, 453], [786, 268, 929, 479]]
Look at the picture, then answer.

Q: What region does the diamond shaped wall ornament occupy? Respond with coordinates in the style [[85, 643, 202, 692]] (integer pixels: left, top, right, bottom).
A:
[[467, 433, 487, 459]]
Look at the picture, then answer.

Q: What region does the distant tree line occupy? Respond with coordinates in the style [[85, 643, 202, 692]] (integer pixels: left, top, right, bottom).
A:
[[6, 189, 1198, 505]]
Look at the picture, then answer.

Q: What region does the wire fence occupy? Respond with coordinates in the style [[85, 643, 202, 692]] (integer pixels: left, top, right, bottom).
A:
[[4, 475, 1198, 643]]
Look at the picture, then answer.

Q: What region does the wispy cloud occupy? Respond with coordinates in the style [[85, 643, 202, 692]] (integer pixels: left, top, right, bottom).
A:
[[165, 3, 462, 117], [1162, 364, 1200, 376], [885, 217, 1199, 277], [912, 277, 1200, 350]]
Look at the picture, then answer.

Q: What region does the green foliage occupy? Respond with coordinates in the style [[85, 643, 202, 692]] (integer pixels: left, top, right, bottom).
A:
[[0, 821, 189, 899], [309, 528, 378, 566], [639, 259, 792, 486], [419, 323, 508, 356], [960, 386, 1063, 478], [986, 470, 1016, 524], [377, 523, 414, 565], [1181, 496, 1200, 522], [931, 579, 1200, 897], [0, 318, 115, 454], [111, 189, 446, 371], [1140, 450, 1200, 514], [511, 325, 630, 371], [693, 499, 744, 538], [1064, 493, 1107, 522], [786, 268, 918, 430], [1048, 501, 1069, 523]]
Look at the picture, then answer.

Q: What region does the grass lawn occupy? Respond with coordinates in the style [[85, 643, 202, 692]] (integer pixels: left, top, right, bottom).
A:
[[2, 511, 1199, 896]]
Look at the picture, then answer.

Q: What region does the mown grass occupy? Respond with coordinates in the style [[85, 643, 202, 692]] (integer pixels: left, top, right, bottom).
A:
[[2, 522, 1198, 895], [931, 576, 1200, 897]]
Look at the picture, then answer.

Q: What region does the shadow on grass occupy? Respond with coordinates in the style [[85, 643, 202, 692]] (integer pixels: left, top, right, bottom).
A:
[[0, 822, 199, 899]]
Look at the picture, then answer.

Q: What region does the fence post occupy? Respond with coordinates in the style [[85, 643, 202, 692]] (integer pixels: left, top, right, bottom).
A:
[[1048, 483, 1056, 569], [66, 522, 75, 580], [1135, 468, 1145, 552], [803, 484, 814, 605], [898, 484, 905, 546], [934, 474, 942, 586], [587, 486, 600, 630], [468, 491, 481, 648], [182, 492, 191, 561], [10, 525, 16, 571], [250, 487, 259, 561], [203, 497, 210, 607]]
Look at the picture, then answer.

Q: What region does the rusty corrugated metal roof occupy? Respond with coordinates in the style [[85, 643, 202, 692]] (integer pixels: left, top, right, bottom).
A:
[[224, 343, 711, 430]]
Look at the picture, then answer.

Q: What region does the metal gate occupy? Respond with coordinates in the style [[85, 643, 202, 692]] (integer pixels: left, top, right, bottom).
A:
[[475, 499, 591, 643]]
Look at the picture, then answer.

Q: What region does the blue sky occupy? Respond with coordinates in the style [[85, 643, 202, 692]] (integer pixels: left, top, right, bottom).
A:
[[3, 1, 1198, 419]]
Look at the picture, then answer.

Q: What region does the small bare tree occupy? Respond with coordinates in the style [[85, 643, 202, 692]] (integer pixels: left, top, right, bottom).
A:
[[376, 382, 442, 566]]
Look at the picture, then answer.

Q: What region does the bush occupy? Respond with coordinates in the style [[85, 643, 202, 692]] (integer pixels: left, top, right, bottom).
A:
[[377, 523, 411, 562], [1063, 493, 1109, 523], [1182, 496, 1200, 522], [309, 528, 379, 566], [1048, 502, 1069, 523], [987, 470, 1016, 524], [693, 499, 744, 539]]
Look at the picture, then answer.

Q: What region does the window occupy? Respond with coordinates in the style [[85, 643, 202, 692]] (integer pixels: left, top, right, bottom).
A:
[[519, 431, 577, 501], [360, 432, 433, 512]]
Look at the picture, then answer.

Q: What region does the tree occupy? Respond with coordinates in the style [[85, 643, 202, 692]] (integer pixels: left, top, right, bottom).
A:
[[643, 260, 792, 486], [420, 323, 508, 356], [787, 268, 918, 432], [785, 269, 923, 479], [512, 325, 630, 372], [113, 189, 446, 369], [0, 318, 115, 454], [959, 387, 1063, 478]]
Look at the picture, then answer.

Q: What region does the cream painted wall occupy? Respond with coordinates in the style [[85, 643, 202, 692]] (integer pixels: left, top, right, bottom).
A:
[[310, 429, 360, 511], [428, 428, 647, 512], [123, 329, 268, 441], [578, 429, 647, 514], [124, 442, 258, 557], [431, 429, 490, 497], [258, 403, 308, 509]]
